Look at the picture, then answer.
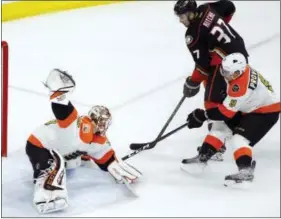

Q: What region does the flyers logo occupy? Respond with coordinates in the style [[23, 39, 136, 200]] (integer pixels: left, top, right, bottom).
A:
[[82, 124, 91, 133], [229, 99, 237, 108]]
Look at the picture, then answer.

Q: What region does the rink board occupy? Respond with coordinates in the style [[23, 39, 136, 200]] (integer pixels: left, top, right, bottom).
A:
[[2, 1, 129, 22]]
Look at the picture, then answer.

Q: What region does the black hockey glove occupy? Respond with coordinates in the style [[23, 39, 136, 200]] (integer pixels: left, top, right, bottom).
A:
[[183, 76, 200, 98], [187, 108, 208, 129]]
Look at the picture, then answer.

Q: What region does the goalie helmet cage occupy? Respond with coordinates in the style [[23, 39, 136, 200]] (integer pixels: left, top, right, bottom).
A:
[[2, 41, 8, 157]]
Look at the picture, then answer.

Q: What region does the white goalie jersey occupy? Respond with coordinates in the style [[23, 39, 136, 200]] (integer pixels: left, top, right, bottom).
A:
[[27, 69, 142, 214], [28, 106, 114, 170]]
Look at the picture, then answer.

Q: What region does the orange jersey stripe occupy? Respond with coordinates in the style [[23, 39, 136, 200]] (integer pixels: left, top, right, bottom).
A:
[[253, 102, 281, 114], [234, 147, 252, 160], [218, 104, 236, 118], [28, 134, 44, 148], [57, 108, 78, 128], [50, 91, 67, 100], [93, 149, 115, 165], [204, 101, 220, 110], [204, 135, 224, 151], [92, 135, 107, 145]]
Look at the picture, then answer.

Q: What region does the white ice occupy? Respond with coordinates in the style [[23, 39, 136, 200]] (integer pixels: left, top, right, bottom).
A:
[[1, 1, 280, 217]]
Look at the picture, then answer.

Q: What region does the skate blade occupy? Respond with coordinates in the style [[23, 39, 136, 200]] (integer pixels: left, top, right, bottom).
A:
[[224, 179, 252, 189], [35, 198, 68, 214], [210, 154, 224, 162], [180, 162, 207, 175], [210, 157, 223, 162]]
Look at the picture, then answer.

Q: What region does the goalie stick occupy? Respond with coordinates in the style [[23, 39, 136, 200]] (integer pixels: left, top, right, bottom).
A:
[[122, 122, 188, 161], [129, 96, 186, 151]]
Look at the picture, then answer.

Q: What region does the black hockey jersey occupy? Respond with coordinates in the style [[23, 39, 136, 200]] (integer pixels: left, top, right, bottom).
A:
[[186, 2, 249, 78]]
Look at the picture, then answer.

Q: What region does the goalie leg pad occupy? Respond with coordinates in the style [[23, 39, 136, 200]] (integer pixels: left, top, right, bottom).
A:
[[33, 149, 68, 214], [35, 198, 68, 214]]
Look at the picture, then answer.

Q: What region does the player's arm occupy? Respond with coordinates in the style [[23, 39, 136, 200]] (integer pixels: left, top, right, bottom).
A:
[[207, 80, 251, 121], [209, 0, 236, 23], [206, 95, 241, 121], [186, 85, 248, 129], [185, 96, 239, 129], [86, 140, 142, 184], [44, 69, 78, 128], [183, 29, 210, 97], [79, 118, 142, 184]]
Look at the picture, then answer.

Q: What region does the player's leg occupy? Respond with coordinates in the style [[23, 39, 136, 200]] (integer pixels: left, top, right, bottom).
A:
[[196, 122, 227, 162], [224, 112, 280, 185], [196, 65, 228, 162], [224, 134, 255, 186], [182, 120, 232, 173], [26, 140, 68, 214]]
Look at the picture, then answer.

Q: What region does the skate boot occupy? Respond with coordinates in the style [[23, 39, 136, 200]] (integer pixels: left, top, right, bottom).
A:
[[181, 153, 211, 174], [197, 144, 226, 162], [224, 160, 256, 187]]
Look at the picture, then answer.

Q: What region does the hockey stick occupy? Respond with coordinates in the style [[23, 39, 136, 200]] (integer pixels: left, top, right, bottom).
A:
[[129, 96, 186, 150], [122, 122, 188, 161]]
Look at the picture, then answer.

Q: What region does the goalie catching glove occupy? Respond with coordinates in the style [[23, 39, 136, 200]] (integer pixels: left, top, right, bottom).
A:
[[43, 68, 75, 105], [107, 159, 142, 184]]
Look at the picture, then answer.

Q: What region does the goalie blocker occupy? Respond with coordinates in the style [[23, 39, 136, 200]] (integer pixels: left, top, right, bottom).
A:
[[26, 69, 142, 214]]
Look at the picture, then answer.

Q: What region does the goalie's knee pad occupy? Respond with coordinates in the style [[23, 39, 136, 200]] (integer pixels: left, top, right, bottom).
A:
[[33, 149, 68, 214]]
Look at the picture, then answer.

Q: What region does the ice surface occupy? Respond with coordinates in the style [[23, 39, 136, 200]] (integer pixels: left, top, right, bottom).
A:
[[1, 1, 280, 217]]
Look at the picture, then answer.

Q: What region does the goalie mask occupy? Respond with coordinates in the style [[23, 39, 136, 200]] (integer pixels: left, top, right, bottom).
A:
[[88, 105, 112, 135]]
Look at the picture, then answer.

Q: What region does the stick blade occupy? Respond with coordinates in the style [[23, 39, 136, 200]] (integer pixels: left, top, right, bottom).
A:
[[129, 143, 149, 150]]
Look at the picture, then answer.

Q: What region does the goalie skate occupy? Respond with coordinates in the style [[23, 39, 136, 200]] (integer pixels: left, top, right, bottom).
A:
[[224, 160, 256, 187], [35, 198, 68, 214]]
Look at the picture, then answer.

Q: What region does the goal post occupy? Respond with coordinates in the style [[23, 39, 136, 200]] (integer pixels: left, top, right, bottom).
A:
[[2, 41, 8, 157]]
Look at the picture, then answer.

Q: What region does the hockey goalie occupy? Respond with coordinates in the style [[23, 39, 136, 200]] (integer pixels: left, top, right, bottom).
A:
[[25, 69, 142, 214]]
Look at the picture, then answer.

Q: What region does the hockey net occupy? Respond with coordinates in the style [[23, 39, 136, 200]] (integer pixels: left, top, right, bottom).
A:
[[2, 41, 8, 157]]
